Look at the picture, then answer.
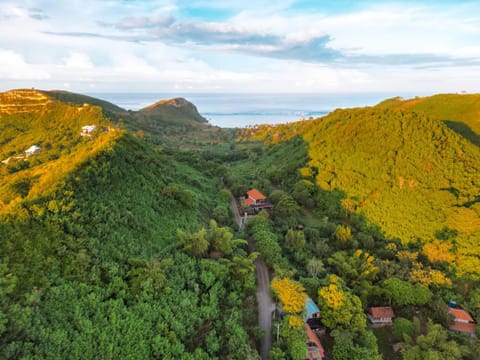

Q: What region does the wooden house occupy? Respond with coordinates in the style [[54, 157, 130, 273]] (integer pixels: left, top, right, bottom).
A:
[[367, 307, 395, 326], [448, 308, 476, 336]]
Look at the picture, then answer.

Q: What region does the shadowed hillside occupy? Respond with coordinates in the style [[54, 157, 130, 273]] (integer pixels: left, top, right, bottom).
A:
[[376, 93, 480, 137], [44, 89, 126, 113]]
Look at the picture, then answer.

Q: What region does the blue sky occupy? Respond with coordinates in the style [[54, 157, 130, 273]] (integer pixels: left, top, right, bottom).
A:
[[0, 0, 479, 93]]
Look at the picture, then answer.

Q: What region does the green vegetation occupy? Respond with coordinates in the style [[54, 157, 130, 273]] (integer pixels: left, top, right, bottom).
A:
[[240, 105, 480, 280], [3, 88, 480, 359], [376, 93, 480, 136], [42, 89, 229, 148], [0, 90, 259, 359], [232, 94, 480, 359]]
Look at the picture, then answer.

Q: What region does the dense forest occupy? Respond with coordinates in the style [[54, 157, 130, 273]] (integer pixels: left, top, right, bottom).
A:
[[1, 89, 480, 359]]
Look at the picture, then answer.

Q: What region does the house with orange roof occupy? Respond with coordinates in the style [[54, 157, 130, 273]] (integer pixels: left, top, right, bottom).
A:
[[305, 323, 325, 360], [242, 189, 273, 211], [367, 307, 395, 326], [448, 308, 477, 336]]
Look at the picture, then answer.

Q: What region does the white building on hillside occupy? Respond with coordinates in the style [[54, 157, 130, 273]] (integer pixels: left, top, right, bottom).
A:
[[81, 125, 98, 137], [25, 145, 41, 157]]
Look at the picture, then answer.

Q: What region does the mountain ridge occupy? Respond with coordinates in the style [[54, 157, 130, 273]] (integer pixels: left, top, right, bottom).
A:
[[0, 88, 223, 148]]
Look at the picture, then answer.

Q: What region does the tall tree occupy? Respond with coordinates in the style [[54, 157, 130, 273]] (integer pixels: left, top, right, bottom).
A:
[[402, 320, 468, 360]]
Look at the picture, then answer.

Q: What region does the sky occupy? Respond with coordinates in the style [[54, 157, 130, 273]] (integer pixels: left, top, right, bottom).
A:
[[1, 0, 480, 94]]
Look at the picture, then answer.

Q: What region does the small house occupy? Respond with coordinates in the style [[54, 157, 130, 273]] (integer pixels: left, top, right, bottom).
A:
[[245, 189, 267, 206], [242, 189, 273, 210], [81, 125, 98, 137], [25, 145, 41, 157], [448, 308, 476, 336], [367, 307, 395, 326], [305, 323, 325, 360]]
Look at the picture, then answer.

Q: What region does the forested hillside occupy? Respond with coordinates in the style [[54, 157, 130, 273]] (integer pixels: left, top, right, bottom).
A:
[[2, 88, 480, 359], [232, 98, 480, 359], [40, 89, 228, 148], [376, 93, 480, 136], [0, 90, 259, 359], [239, 105, 480, 278]]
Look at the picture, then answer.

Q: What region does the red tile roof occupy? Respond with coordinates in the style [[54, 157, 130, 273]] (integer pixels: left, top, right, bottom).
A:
[[247, 189, 266, 200], [244, 198, 254, 206], [448, 308, 474, 322], [369, 307, 395, 319], [449, 321, 477, 334], [304, 323, 324, 358]]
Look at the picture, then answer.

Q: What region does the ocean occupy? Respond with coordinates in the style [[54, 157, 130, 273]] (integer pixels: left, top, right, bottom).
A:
[[86, 92, 415, 128]]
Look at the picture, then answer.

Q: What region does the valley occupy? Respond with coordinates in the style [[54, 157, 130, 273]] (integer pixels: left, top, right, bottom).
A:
[[0, 89, 479, 359]]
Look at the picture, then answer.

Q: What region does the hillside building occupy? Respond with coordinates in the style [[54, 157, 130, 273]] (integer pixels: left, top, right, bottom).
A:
[[367, 307, 395, 326], [448, 308, 477, 336], [25, 145, 41, 157], [242, 189, 273, 211], [81, 125, 98, 137]]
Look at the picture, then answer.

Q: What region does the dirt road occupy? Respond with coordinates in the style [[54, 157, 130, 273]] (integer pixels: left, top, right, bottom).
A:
[[230, 193, 274, 359], [230, 195, 243, 229], [255, 258, 275, 360]]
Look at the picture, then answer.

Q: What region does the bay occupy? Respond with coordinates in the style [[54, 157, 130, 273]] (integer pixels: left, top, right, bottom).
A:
[[86, 92, 418, 128]]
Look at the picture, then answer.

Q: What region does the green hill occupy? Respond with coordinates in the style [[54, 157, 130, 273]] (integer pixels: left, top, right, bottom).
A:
[[231, 96, 480, 359], [376, 93, 480, 145], [44, 89, 126, 113], [3, 87, 480, 358], [0, 89, 257, 359], [240, 105, 480, 275], [127, 97, 226, 147], [31, 89, 227, 147], [140, 97, 208, 124]]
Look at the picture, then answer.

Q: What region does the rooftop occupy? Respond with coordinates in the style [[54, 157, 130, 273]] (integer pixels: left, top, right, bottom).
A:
[[449, 321, 477, 334], [244, 198, 254, 206], [448, 308, 474, 322], [305, 297, 320, 320], [305, 323, 324, 358], [369, 307, 395, 319], [247, 189, 266, 200], [26, 145, 41, 153]]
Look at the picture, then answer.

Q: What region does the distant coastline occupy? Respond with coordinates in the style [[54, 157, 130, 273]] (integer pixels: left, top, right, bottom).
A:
[[87, 92, 420, 128]]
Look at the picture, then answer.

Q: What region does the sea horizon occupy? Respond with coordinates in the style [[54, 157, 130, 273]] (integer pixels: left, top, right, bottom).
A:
[[86, 92, 425, 128]]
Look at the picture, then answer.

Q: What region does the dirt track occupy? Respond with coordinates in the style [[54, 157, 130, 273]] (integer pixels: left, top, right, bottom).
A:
[[255, 258, 275, 360], [229, 194, 274, 360]]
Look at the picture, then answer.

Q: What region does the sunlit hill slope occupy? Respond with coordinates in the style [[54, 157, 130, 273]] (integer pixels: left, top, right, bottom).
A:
[[239, 95, 480, 278]]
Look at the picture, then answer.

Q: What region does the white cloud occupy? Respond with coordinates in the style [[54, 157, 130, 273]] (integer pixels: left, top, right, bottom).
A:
[[63, 52, 93, 68], [0, 49, 50, 80], [0, 1, 479, 94]]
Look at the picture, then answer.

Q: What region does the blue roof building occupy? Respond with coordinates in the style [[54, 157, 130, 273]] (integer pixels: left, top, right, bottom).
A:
[[305, 297, 320, 322]]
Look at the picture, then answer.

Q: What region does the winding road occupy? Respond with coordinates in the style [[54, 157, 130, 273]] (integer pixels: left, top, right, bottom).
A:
[[230, 194, 274, 360], [254, 258, 276, 360]]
